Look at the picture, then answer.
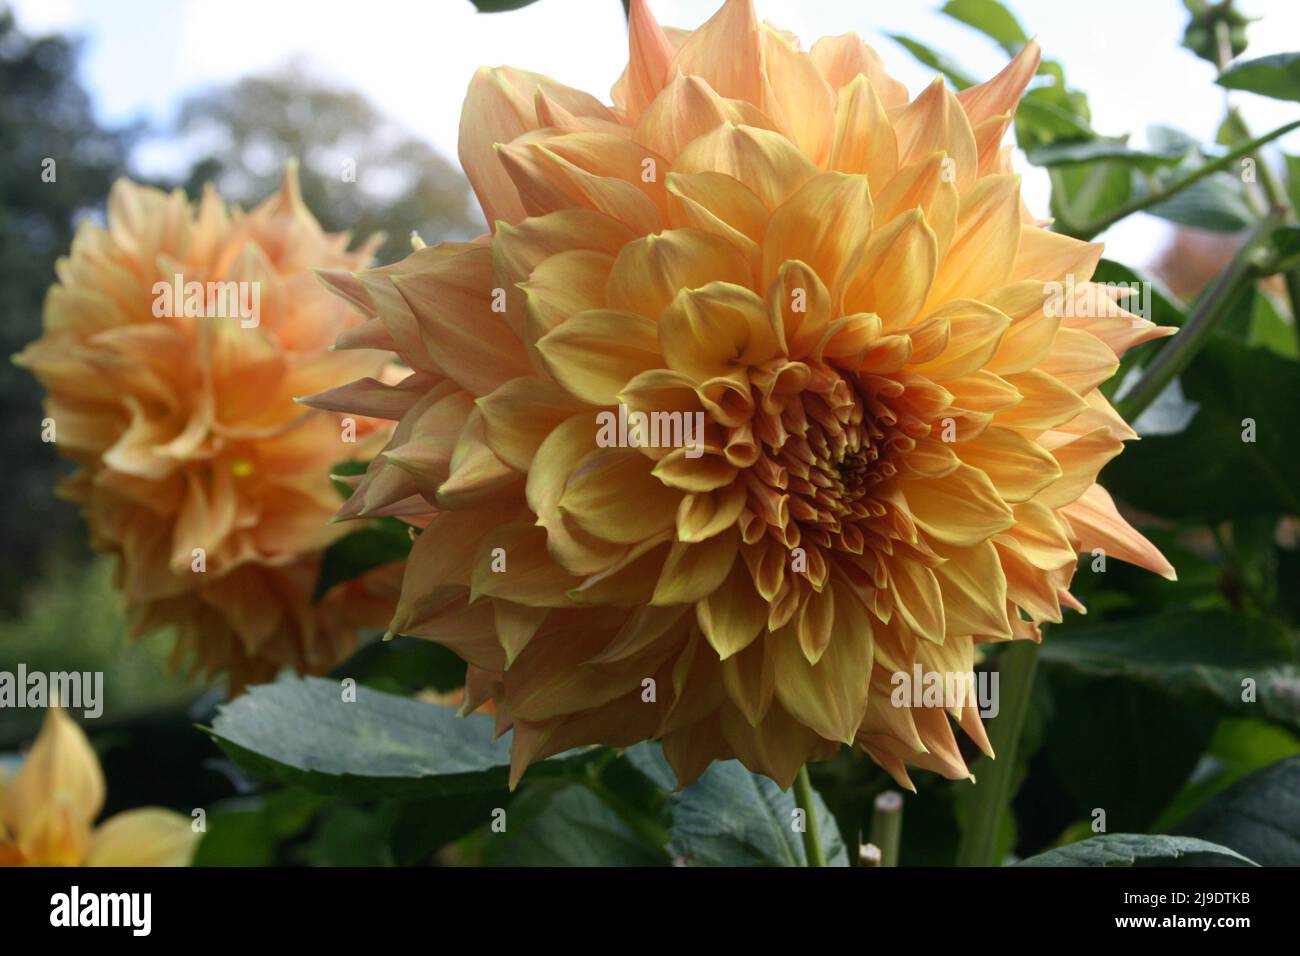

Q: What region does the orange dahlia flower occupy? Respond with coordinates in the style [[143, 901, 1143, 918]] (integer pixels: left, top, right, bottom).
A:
[[1, 708, 198, 866], [306, 0, 1175, 789], [16, 169, 395, 692]]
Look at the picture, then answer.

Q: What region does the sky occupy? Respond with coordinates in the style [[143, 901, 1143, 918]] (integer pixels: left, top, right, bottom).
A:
[[10, 0, 1300, 267]]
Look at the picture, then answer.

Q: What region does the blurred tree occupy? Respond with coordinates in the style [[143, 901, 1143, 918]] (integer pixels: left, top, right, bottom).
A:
[[0, 9, 134, 613], [171, 62, 477, 263]]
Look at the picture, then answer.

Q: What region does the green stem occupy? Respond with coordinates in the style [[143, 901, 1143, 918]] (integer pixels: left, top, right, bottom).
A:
[[868, 791, 904, 867], [1115, 211, 1284, 421], [954, 640, 1040, 867], [793, 765, 826, 867], [1063, 119, 1300, 239]]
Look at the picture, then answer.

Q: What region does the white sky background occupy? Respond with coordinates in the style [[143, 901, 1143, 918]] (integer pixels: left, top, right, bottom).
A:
[[10, 0, 1300, 268]]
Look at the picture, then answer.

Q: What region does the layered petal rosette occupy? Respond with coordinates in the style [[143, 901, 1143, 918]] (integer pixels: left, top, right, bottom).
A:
[[307, 0, 1175, 788], [17, 170, 396, 691]]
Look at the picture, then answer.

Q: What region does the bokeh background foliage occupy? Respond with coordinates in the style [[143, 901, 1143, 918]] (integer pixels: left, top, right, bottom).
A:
[[3, 0, 1300, 866]]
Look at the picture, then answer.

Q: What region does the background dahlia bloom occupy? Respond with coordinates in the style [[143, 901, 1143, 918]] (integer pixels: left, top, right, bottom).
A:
[[17, 170, 395, 691], [307, 0, 1176, 789], [0, 708, 198, 866]]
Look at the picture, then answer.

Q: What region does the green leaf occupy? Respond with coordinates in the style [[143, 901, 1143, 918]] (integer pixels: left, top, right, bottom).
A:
[[1049, 162, 1132, 231], [668, 760, 848, 866], [1104, 338, 1300, 519], [1044, 673, 1217, 833], [1014, 833, 1257, 866], [1039, 610, 1300, 734], [312, 522, 410, 601], [206, 675, 593, 798], [940, 0, 1028, 56], [331, 635, 467, 695], [887, 34, 975, 89], [1154, 719, 1300, 831], [483, 781, 668, 866], [1268, 223, 1300, 272], [469, 0, 542, 11], [623, 741, 679, 792], [1174, 757, 1300, 864], [1248, 288, 1299, 359], [1027, 139, 1185, 170], [1145, 171, 1255, 233], [1219, 52, 1300, 102]]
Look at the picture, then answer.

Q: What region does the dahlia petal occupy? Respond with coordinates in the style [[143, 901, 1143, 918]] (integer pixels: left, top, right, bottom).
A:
[[902, 463, 1015, 546], [4, 708, 105, 840], [984, 281, 1062, 374], [760, 24, 836, 165], [842, 208, 937, 330], [913, 300, 1011, 380], [1009, 227, 1102, 284], [659, 281, 779, 382], [390, 248, 532, 396], [623, 0, 678, 121], [607, 227, 752, 321], [674, 123, 819, 212], [696, 561, 767, 658], [1058, 484, 1177, 580], [999, 499, 1079, 570], [652, 445, 737, 492], [1037, 327, 1120, 394], [762, 171, 873, 296], [721, 636, 776, 725], [470, 521, 583, 609], [527, 414, 631, 574], [955, 425, 1063, 503], [477, 377, 584, 471], [925, 174, 1022, 309], [497, 134, 665, 234], [459, 67, 611, 229], [677, 482, 748, 542], [493, 208, 634, 328], [719, 701, 826, 790], [537, 308, 661, 405], [996, 370, 1088, 432], [651, 528, 741, 604], [894, 76, 979, 193], [670, 0, 765, 106], [770, 579, 873, 744], [438, 409, 520, 509], [932, 540, 1013, 639], [636, 72, 774, 161], [888, 557, 946, 644], [829, 74, 899, 186], [665, 171, 767, 277], [558, 446, 682, 544], [795, 584, 835, 664], [808, 33, 910, 108], [518, 248, 615, 350], [768, 259, 832, 359], [873, 152, 959, 259], [957, 40, 1041, 125], [1036, 425, 1125, 509], [85, 809, 198, 867]]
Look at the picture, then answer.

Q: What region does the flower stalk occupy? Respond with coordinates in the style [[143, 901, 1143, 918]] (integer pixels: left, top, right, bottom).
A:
[[954, 640, 1040, 867], [793, 765, 826, 867], [1116, 210, 1285, 421]]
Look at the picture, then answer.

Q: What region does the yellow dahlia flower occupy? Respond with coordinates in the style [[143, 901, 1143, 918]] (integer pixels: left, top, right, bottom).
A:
[[0, 708, 198, 866], [306, 0, 1175, 789], [16, 169, 395, 692]]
